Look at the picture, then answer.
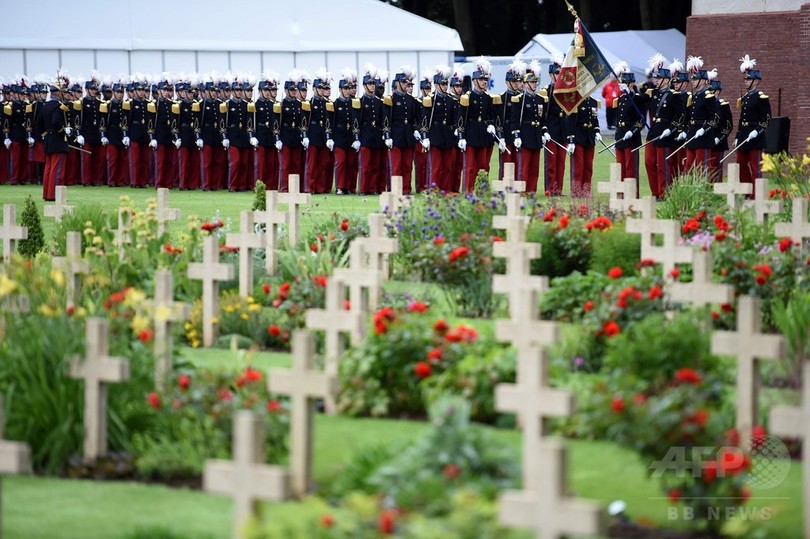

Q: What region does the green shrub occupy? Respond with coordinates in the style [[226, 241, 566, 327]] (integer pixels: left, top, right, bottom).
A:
[[659, 167, 726, 221], [589, 223, 640, 275], [53, 203, 109, 255], [526, 212, 592, 278], [18, 195, 45, 257], [253, 179, 267, 211]]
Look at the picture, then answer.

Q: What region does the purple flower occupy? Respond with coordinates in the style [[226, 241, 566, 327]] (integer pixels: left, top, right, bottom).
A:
[[573, 356, 586, 368]]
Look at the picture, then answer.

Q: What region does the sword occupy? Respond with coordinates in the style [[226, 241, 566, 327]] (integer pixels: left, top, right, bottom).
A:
[[632, 134, 663, 153], [542, 142, 555, 156], [719, 140, 744, 164], [548, 138, 568, 152], [69, 144, 92, 154], [598, 138, 620, 154], [597, 138, 616, 157], [492, 133, 511, 155], [667, 133, 700, 160]]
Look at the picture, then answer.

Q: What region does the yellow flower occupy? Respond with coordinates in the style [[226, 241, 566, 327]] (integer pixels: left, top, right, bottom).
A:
[[224, 305, 235, 313], [760, 154, 775, 173], [124, 288, 146, 308], [74, 307, 87, 318], [50, 270, 65, 288], [802, 154, 810, 167], [184, 322, 192, 330], [212, 317, 219, 325], [155, 305, 172, 323], [247, 295, 255, 304], [240, 313, 249, 320], [92, 236, 103, 246], [38, 304, 56, 317], [0, 275, 17, 298], [131, 314, 150, 334], [248, 303, 261, 313], [83, 227, 96, 237]]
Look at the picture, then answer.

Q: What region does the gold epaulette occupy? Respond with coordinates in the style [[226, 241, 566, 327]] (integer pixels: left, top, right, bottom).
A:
[[383, 95, 392, 106], [3, 103, 11, 115], [123, 100, 131, 111], [612, 100, 618, 109], [147, 102, 157, 114], [351, 98, 361, 110], [422, 96, 432, 107], [491, 94, 502, 105], [459, 93, 469, 107], [326, 102, 335, 112], [736, 97, 742, 109], [191, 102, 200, 112], [686, 95, 693, 108], [705, 91, 715, 99], [171, 103, 180, 115], [72, 99, 82, 111], [595, 100, 601, 109], [100, 103, 108, 114], [510, 95, 521, 103], [539, 88, 548, 99], [301, 101, 311, 112], [646, 88, 654, 97], [25, 103, 33, 113], [59, 104, 69, 112], [760, 92, 769, 99], [720, 99, 728, 106], [247, 102, 256, 113], [273, 102, 281, 114], [218, 102, 227, 114]]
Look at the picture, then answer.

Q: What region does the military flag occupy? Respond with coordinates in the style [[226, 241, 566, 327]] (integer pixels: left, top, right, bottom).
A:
[[553, 17, 613, 115]]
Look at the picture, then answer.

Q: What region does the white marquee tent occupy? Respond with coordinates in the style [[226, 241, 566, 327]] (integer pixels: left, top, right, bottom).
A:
[[0, 0, 462, 84]]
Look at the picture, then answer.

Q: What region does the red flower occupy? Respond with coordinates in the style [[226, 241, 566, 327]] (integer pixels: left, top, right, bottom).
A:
[[427, 347, 443, 363], [492, 235, 504, 242], [443, 463, 461, 479], [162, 242, 183, 254], [715, 231, 727, 242], [218, 388, 233, 402], [611, 396, 625, 413], [448, 246, 470, 263], [201, 220, 224, 231], [344, 300, 351, 310], [243, 367, 262, 383], [378, 510, 397, 535], [719, 448, 751, 476], [639, 258, 657, 268], [268, 324, 281, 337], [603, 320, 621, 337], [695, 211, 707, 221], [668, 488, 681, 503], [557, 214, 570, 230], [432, 236, 445, 246], [374, 319, 388, 335], [633, 393, 647, 405], [583, 300, 594, 312], [585, 216, 612, 231], [267, 400, 282, 413], [607, 266, 623, 279], [433, 319, 449, 334], [648, 285, 663, 300], [752, 425, 767, 449], [445, 324, 478, 343], [279, 282, 291, 300], [139, 328, 154, 343], [712, 311, 720, 320], [313, 275, 328, 287], [740, 486, 752, 503], [220, 245, 239, 253], [754, 263, 773, 277], [542, 208, 557, 222], [690, 409, 709, 427], [670, 268, 680, 279], [66, 305, 75, 316], [178, 374, 191, 391], [310, 243, 319, 253], [407, 301, 429, 313], [703, 460, 718, 484], [779, 237, 794, 252], [714, 215, 730, 231], [721, 303, 733, 313], [414, 361, 432, 378], [754, 274, 767, 286], [147, 392, 161, 410], [320, 513, 335, 528], [340, 219, 349, 232], [725, 428, 741, 447], [682, 218, 700, 234], [262, 283, 271, 295], [674, 368, 702, 385]]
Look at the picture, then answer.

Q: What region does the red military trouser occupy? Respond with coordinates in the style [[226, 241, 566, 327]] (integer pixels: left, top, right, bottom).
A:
[[390, 146, 415, 194], [43, 153, 66, 200], [569, 145, 594, 197]]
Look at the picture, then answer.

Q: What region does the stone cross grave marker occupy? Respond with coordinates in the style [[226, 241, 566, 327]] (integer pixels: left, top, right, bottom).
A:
[[1, 205, 27, 263], [627, 214, 691, 275], [68, 318, 130, 461], [143, 270, 190, 391], [333, 240, 384, 325], [253, 190, 288, 276], [268, 331, 339, 498], [44, 186, 75, 222], [775, 198, 810, 249], [379, 175, 411, 215], [52, 231, 89, 309], [499, 439, 604, 539], [713, 163, 752, 210], [745, 178, 782, 225], [155, 188, 180, 237], [204, 410, 290, 539], [668, 250, 734, 309], [277, 175, 311, 247], [306, 277, 363, 413], [491, 162, 526, 193], [363, 213, 398, 275], [226, 210, 265, 298], [113, 207, 132, 260], [0, 397, 31, 539], [711, 295, 786, 442], [770, 361, 810, 539], [0, 294, 30, 335], [188, 236, 235, 347], [597, 163, 639, 213]]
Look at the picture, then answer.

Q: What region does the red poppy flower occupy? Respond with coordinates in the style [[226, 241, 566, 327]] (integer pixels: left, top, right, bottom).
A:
[[262, 283, 271, 295], [320, 513, 335, 528], [682, 218, 700, 234], [648, 285, 663, 300], [407, 301, 429, 313], [754, 263, 773, 277], [583, 300, 594, 312], [674, 368, 702, 385], [558, 214, 570, 230], [66, 305, 75, 316], [139, 328, 154, 343], [719, 448, 751, 475], [268, 324, 281, 337], [378, 510, 397, 535], [721, 303, 733, 313], [603, 320, 621, 337], [374, 319, 388, 335], [433, 319, 449, 334], [178, 374, 191, 391], [670, 268, 680, 279], [639, 258, 656, 268], [310, 243, 319, 253], [414, 361, 432, 378], [754, 274, 767, 286], [607, 266, 623, 279], [448, 246, 470, 263], [340, 219, 349, 232], [715, 231, 727, 241], [267, 400, 282, 413], [492, 235, 504, 242], [427, 348, 443, 363], [147, 392, 161, 409], [432, 236, 445, 246], [218, 388, 233, 402], [313, 275, 327, 287], [542, 208, 557, 222], [779, 237, 794, 252], [611, 396, 625, 413]]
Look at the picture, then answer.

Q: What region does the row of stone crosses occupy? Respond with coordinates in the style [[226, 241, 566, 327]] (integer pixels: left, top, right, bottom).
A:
[[1, 163, 810, 538]]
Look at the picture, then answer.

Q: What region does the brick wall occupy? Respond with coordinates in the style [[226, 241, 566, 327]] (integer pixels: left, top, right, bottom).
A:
[[686, 3, 809, 155]]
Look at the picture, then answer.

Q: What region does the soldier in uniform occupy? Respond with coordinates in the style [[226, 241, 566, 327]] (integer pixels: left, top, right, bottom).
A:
[[27, 78, 47, 184], [420, 66, 456, 192], [125, 76, 152, 188], [77, 74, 106, 186], [275, 70, 304, 192], [684, 57, 720, 179], [447, 68, 465, 192], [254, 72, 280, 190], [38, 75, 71, 201], [709, 79, 732, 182], [613, 63, 647, 189], [173, 79, 202, 190], [220, 77, 251, 191], [542, 55, 567, 195], [496, 59, 525, 181], [303, 69, 334, 194], [152, 77, 178, 188], [565, 95, 601, 197], [413, 71, 432, 193], [296, 72, 310, 185], [511, 61, 546, 194], [644, 56, 686, 199], [4, 78, 30, 184], [99, 80, 129, 187], [734, 55, 771, 190], [0, 80, 10, 184], [65, 80, 84, 186], [198, 76, 223, 190], [356, 65, 386, 195], [668, 59, 690, 176], [457, 57, 498, 193], [383, 65, 420, 194], [332, 69, 360, 195]]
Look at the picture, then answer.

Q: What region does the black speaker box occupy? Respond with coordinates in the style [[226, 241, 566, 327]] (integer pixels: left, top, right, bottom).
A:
[[765, 117, 790, 154]]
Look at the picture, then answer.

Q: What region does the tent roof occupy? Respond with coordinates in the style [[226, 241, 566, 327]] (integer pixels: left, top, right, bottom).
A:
[[0, 0, 462, 52]]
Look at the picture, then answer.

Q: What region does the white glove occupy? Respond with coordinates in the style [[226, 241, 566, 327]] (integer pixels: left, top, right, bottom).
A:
[[714, 137, 721, 146], [195, 138, 204, 149], [514, 137, 522, 149], [4, 138, 11, 149], [352, 140, 361, 152], [27, 137, 35, 146], [420, 138, 430, 151], [174, 139, 182, 149], [221, 138, 230, 149], [695, 128, 705, 138], [413, 130, 421, 141], [302, 137, 310, 149], [594, 132, 602, 142], [498, 139, 506, 152], [486, 124, 496, 136], [275, 140, 283, 151], [746, 129, 759, 142], [457, 138, 467, 151], [149, 139, 158, 149], [250, 137, 258, 148], [622, 130, 633, 141], [76, 135, 85, 147], [385, 138, 393, 149], [64, 127, 72, 137], [101, 136, 109, 146], [542, 132, 551, 144], [566, 143, 575, 155], [326, 139, 335, 151], [122, 136, 130, 147], [619, 84, 628, 92], [676, 132, 687, 142], [661, 129, 672, 139]]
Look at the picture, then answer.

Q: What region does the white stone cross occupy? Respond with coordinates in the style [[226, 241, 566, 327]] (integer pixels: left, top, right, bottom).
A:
[[668, 250, 734, 309], [770, 361, 810, 539], [491, 162, 526, 193], [1, 205, 27, 263], [775, 198, 810, 249], [44, 186, 75, 223], [278, 175, 311, 247], [143, 270, 190, 391], [745, 178, 782, 225], [713, 163, 752, 210], [155, 188, 180, 237], [499, 439, 604, 539], [68, 318, 130, 461], [267, 331, 339, 498], [363, 213, 398, 275], [379, 175, 411, 215], [626, 217, 691, 274], [226, 211, 265, 298], [113, 207, 132, 260], [188, 236, 236, 347], [597, 163, 639, 213], [711, 295, 786, 442], [493, 193, 527, 242], [1, 395, 31, 539], [203, 410, 290, 539], [52, 231, 89, 309], [333, 240, 384, 322], [253, 190, 289, 276]]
